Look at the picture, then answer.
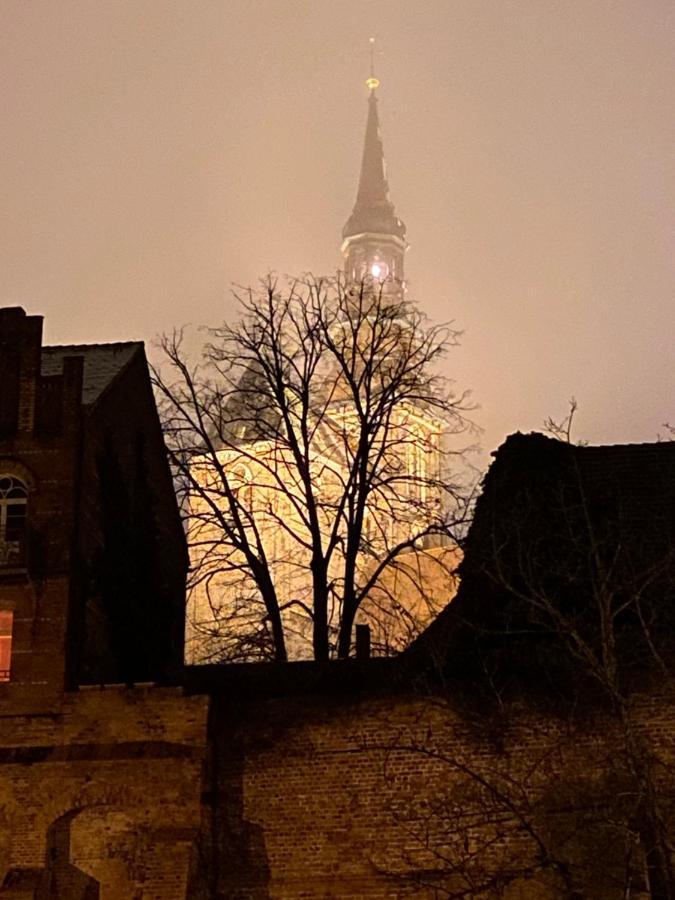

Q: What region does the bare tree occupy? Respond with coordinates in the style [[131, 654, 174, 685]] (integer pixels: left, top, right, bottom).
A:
[[442, 433, 675, 898], [369, 712, 669, 899], [152, 274, 474, 663], [543, 397, 583, 445]]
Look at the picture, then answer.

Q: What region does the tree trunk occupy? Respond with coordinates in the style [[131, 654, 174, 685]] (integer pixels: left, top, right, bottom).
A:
[[268, 600, 288, 663], [311, 556, 329, 661], [337, 601, 356, 659], [256, 567, 287, 662]]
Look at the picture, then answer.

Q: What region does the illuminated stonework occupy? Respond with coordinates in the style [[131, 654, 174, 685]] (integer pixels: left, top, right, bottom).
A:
[[185, 397, 458, 662], [185, 81, 460, 663]]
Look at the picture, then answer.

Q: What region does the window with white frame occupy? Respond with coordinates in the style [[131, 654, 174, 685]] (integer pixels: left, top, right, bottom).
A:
[[0, 476, 28, 568]]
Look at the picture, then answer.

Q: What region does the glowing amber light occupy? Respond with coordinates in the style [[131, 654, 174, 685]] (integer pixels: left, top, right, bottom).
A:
[[366, 76, 380, 91], [0, 610, 12, 682]]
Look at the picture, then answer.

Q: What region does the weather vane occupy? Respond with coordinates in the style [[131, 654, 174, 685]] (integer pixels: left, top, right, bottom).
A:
[[366, 36, 380, 91]]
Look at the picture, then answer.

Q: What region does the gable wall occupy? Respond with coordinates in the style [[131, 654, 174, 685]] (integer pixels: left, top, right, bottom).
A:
[[74, 350, 187, 685]]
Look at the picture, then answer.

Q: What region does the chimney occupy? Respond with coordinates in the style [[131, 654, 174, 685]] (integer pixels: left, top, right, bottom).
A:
[[355, 624, 371, 660]]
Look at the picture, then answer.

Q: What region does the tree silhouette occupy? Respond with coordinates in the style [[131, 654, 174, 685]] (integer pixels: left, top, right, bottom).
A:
[[153, 274, 474, 662]]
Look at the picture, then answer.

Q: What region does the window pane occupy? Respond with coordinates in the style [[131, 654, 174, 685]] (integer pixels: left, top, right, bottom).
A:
[[0, 478, 28, 568], [0, 611, 12, 682], [5, 504, 26, 542], [0, 611, 11, 636]]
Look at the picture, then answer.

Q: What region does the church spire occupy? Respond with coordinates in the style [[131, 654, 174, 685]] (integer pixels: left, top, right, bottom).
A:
[[341, 40, 407, 292]]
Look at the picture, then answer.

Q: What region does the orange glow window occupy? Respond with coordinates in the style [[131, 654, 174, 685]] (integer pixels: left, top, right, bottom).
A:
[[0, 610, 12, 682]]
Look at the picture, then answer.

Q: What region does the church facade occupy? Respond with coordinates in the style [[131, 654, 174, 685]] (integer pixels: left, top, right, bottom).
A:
[[184, 76, 459, 665]]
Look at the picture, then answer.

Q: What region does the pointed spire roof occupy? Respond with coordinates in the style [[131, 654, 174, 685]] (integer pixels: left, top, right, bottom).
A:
[[342, 81, 406, 242]]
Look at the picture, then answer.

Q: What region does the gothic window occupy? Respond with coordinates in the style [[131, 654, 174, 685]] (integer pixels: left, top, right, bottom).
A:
[[0, 610, 12, 681], [412, 440, 427, 503], [231, 465, 254, 512], [0, 476, 28, 568]]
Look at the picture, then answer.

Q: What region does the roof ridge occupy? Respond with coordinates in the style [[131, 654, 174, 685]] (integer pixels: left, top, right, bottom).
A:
[[43, 340, 143, 351], [503, 432, 675, 453], [578, 440, 675, 451]]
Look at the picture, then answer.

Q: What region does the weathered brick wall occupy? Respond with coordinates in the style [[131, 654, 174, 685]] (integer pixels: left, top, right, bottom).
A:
[[0, 667, 671, 899], [1, 307, 188, 691], [200, 681, 675, 899], [0, 428, 81, 694], [0, 685, 208, 899]]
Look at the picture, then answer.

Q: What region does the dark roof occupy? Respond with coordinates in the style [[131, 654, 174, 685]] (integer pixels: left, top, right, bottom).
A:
[[408, 433, 675, 679], [41, 342, 143, 405], [342, 91, 406, 242]]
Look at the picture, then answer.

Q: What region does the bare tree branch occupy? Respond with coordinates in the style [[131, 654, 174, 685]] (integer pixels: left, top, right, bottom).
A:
[[152, 273, 476, 662]]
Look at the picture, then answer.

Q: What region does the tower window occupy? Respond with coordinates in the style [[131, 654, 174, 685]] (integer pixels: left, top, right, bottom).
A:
[[0, 611, 12, 681], [369, 260, 389, 279], [0, 476, 28, 569]]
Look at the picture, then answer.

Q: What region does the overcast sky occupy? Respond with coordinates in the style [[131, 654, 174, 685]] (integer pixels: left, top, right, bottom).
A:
[[1, 0, 673, 462]]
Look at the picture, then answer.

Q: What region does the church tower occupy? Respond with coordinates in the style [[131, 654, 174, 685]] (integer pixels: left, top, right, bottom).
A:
[[341, 48, 407, 296]]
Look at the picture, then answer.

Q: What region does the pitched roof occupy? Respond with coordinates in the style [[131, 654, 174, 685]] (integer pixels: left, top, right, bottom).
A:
[[41, 342, 143, 405], [342, 91, 406, 242], [408, 432, 675, 671], [472, 432, 675, 546]]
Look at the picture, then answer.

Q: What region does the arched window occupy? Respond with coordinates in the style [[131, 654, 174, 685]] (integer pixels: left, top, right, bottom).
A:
[[231, 465, 254, 512], [0, 475, 28, 568]]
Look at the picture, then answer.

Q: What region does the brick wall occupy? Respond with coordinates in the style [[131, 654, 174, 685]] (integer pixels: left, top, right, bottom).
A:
[[0, 665, 671, 899], [197, 677, 675, 899], [0, 309, 83, 693], [0, 307, 187, 690], [0, 685, 208, 899]]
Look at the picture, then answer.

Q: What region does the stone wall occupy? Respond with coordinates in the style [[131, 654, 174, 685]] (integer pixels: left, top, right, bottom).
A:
[[0, 685, 208, 899]]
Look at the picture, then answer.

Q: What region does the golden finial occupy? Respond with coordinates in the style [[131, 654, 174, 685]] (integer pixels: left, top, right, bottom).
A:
[[366, 37, 380, 91]]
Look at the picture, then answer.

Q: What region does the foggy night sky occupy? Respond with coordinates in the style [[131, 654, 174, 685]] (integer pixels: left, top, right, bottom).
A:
[[1, 1, 673, 464]]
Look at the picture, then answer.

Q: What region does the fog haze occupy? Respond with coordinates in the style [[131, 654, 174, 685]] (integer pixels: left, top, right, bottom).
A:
[[1, 0, 673, 460]]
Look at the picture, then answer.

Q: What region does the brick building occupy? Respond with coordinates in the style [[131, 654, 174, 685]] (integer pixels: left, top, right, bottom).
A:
[[0, 308, 207, 898], [0, 306, 188, 690]]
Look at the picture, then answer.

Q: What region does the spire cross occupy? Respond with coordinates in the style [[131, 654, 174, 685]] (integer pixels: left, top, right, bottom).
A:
[[366, 37, 380, 92]]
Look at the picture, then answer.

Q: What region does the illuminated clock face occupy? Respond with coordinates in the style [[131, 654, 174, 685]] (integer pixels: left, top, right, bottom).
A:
[[369, 260, 389, 279]]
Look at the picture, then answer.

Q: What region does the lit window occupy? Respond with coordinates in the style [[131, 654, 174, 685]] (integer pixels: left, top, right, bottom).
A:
[[369, 260, 389, 279], [0, 611, 12, 682], [0, 476, 27, 568]]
